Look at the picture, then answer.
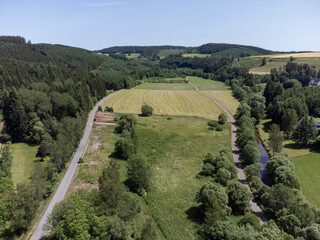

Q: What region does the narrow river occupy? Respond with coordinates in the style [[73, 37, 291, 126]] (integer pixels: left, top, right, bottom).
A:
[[257, 139, 273, 186]]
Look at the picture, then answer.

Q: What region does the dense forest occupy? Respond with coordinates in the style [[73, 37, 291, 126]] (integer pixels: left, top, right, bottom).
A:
[[0, 36, 154, 237]]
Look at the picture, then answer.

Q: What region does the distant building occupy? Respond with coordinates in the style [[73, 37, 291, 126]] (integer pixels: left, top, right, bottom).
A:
[[310, 77, 320, 86]]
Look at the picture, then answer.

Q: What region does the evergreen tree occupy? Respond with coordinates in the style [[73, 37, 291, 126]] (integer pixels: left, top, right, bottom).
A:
[[127, 155, 151, 195], [282, 108, 298, 138], [98, 160, 123, 214], [293, 116, 317, 145], [268, 124, 284, 154], [3, 90, 29, 142]]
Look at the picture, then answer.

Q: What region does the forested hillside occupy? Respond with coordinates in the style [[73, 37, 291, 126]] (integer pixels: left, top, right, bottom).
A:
[[97, 43, 276, 59], [0, 36, 151, 238]]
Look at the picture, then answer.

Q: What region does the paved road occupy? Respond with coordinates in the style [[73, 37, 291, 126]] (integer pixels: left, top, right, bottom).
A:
[[189, 82, 267, 223], [30, 90, 124, 240]]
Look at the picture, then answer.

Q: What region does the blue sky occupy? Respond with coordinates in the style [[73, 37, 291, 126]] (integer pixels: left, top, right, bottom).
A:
[[1, 0, 319, 51]]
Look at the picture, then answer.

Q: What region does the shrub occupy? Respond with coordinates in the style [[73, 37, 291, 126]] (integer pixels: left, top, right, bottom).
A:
[[98, 105, 102, 111], [104, 106, 114, 112], [78, 158, 84, 163], [114, 137, 134, 160], [218, 113, 227, 125], [216, 126, 223, 132], [141, 104, 153, 117], [201, 163, 215, 176], [208, 120, 219, 128]]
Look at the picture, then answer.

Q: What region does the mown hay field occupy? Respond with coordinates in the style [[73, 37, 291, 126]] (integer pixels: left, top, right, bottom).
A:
[[188, 76, 231, 91], [202, 91, 239, 115], [257, 52, 320, 58], [102, 89, 226, 120], [241, 53, 320, 75]]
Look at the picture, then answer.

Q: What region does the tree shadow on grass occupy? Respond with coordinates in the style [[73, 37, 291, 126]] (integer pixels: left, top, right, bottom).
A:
[[283, 140, 320, 154], [262, 120, 272, 134], [185, 205, 204, 224]]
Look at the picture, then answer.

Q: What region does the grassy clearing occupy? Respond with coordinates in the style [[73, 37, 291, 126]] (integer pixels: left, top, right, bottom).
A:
[[137, 115, 231, 239], [124, 53, 140, 59], [202, 91, 239, 115], [102, 89, 226, 120], [182, 53, 211, 58], [73, 115, 231, 239], [293, 153, 320, 208], [158, 49, 185, 58], [11, 143, 39, 186], [188, 76, 231, 91], [134, 83, 193, 90]]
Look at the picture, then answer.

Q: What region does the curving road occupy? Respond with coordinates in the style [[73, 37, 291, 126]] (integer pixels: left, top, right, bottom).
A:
[[30, 90, 124, 240], [189, 82, 267, 223]]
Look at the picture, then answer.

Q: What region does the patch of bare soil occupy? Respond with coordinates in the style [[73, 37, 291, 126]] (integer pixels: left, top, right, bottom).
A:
[[69, 179, 99, 195], [83, 161, 102, 166], [88, 136, 103, 152]]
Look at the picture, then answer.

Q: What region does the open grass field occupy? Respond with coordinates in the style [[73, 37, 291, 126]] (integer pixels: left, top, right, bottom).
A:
[[238, 53, 320, 75], [124, 53, 140, 59], [11, 143, 39, 186], [188, 76, 231, 91], [102, 89, 226, 120], [72, 115, 232, 239], [134, 83, 193, 90], [293, 153, 320, 208], [202, 91, 239, 115], [182, 53, 211, 58], [158, 49, 185, 58], [137, 116, 231, 239]]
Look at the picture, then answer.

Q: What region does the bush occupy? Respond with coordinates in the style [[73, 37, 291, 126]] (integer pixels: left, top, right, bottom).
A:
[[216, 126, 223, 131], [98, 105, 102, 111], [141, 104, 153, 117], [218, 113, 227, 125], [78, 157, 84, 163], [201, 163, 215, 176], [208, 120, 219, 128], [104, 106, 114, 112], [114, 137, 134, 160]]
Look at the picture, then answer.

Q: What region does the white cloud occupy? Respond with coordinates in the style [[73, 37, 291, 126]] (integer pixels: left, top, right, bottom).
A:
[[83, 2, 125, 7]]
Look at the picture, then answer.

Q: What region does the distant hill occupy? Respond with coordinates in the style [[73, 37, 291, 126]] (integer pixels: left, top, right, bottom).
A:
[[97, 43, 276, 59], [195, 43, 276, 57]]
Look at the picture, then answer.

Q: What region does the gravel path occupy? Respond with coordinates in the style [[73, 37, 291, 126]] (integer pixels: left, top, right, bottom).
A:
[[189, 82, 267, 223], [30, 90, 124, 240]]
